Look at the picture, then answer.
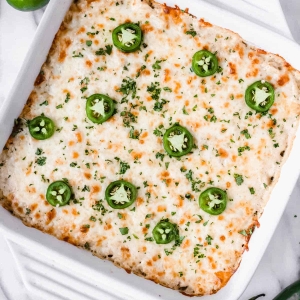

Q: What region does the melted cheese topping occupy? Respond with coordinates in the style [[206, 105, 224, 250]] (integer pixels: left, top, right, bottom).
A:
[[1, 0, 300, 295]]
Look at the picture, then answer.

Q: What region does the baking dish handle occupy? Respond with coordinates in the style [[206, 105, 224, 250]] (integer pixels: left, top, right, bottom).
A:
[[7, 239, 121, 300]]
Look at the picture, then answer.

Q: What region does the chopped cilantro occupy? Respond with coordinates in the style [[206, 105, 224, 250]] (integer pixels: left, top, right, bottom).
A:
[[163, 87, 172, 92], [234, 173, 244, 185], [119, 227, 129, 235], [164, 249, 173, 256], [65, 93, 70, 103], [153, 99, 168, 112], [186, 30, 197, 37], [147, 82, 161, 100], [195, 215, 203, 223], [238, 145, 250, 156], [249, 187, 255, 195], [40, 100, 48, 106], [182, 106, 189, 115], [35, 148, 43, 155], [205, 235, 213, 245], [95, 44, 113, 55], [86, 31, 99, 36], [241, 129, 251, 139], [72, 52, 83, 58], [36, 157, 46, 166], [155, 152, 165, 161], [115, 157, 130, 174], [153, 127, 163, 137], [129, 127, 140, 139], [117, 77, 137, 102], [120, 111, 137, 127], [152, 60, 163, 70], [92, 200, 108, 216]]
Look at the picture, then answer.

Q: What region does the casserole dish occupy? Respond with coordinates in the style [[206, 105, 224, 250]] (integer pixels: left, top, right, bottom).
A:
[[1, 0, 300, 299]]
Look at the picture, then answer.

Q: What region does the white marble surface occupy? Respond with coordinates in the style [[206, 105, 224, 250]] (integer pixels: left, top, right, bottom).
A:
[[0, 1, 300, 300]]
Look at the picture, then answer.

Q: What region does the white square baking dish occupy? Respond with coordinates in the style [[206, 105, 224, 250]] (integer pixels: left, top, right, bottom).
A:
[[1, 1, 300, 299]]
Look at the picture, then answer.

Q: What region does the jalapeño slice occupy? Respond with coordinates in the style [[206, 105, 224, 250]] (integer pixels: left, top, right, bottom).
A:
[[86, 94, 115, 124], [7, 0, 49, 11], [105, 180, 137, 209], [152, 221, 178, 244], [29, 115, 55, 140], [245, 80, 275, 112], [46, 181, 72, 207], [192, 50, 218, 77], [112, 23, 142, 53], [199, 187, 228, 215], [163, 125, 193, 157]]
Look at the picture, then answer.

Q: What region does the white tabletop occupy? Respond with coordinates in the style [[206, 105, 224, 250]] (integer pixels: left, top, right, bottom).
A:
[[0, 1, 300, 300]]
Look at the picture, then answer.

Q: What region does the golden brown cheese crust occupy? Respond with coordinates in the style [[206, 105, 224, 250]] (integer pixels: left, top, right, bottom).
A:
[[1, 0, 300, 296]]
